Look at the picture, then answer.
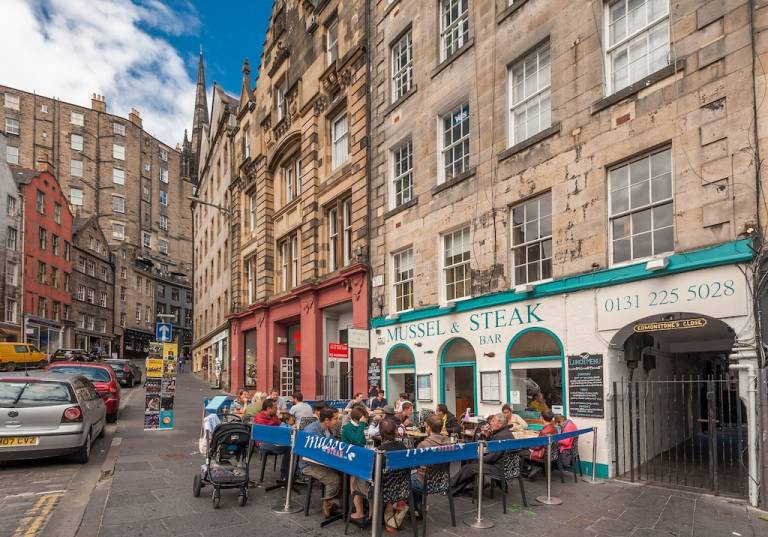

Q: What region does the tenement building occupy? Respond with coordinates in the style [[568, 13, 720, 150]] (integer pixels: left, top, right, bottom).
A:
[[367, 0, 767, 506], [155, 269, 193, 358], [71, 217, 114, 355], [0, 86, 194, 358], [0, 134, 22, 342], [191, 58, 237, 389], [228, 0, 370, 398]]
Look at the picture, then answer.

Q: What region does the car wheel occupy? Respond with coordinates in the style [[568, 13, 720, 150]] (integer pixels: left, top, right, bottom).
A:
[[193, 475, 202, 497], [5, 362, 15, 372], [72, 431, 91, 464], [38, 360, 47, 369], [107, 412, 118, 424]]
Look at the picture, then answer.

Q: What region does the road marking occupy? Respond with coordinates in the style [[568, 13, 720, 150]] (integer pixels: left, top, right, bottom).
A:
[[110, 437, 122, 447], [11, 492, 62, 537], [2, 490, 66, 500]]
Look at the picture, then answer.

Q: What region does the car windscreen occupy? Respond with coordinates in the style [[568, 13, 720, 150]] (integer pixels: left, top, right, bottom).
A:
[[49, 366, 111, 382], [0, 381, 75, 407], [106, 363, 124, 371]]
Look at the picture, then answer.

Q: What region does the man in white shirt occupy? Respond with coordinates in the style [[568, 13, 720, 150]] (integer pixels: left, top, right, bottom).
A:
[[289, 392, 314, 420]]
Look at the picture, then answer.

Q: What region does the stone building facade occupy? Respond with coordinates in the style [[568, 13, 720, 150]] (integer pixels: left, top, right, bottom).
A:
[[368, 0, 767, 505], [155, 270, 193, 358], [0, 86, 194, 358], [191, 78, 237, 390], [71, 217, 114, 355], [0, 134, 22, 341], [228, 0, 370, 398]]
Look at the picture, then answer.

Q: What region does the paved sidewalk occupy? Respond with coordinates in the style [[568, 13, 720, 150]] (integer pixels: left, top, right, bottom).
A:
[[86, 371, 766, 537]]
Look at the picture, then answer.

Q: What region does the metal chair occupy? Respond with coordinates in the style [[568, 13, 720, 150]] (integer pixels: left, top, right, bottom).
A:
[[415, 463, 455, 536], [487, 450, 527, 512], [417, 409, 435, 426], [344, 468, 418, 537], [298, 416, 318, 430], [555, 436, 583, 483]]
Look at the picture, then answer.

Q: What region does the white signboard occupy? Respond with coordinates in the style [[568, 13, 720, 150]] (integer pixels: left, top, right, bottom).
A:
[[596, 264, 749, 332], [348, 328, 370, 349]]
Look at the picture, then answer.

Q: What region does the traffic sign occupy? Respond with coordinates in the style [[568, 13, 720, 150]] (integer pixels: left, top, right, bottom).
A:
[[156, 322, 172, 342]]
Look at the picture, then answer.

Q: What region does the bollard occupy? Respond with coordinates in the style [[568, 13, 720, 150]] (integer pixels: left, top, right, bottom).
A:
[[536, 437, 563, 505], [464, 441, 494, 529], [371, 450, 385, 537], [582, 426, 605, 485], [273, 429, 303, 514]]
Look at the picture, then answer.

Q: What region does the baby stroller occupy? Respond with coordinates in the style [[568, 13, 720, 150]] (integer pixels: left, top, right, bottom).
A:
[[193, 421, 252, 508]]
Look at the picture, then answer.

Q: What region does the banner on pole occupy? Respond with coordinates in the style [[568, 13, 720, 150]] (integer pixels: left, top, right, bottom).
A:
[[384, 441, 480, 470], [251, 424, 292, 446], [294, 431, 375, 481]]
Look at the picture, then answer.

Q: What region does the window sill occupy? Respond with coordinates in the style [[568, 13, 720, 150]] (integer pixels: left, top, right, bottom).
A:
[[384, 197, 418, 220], [383, 85, 418, 118], [498, 123, 561, 162], [382, 0, 401, 18], [272, 196, 302, 220], [431, 167, 476, 196], [591, 60, 685, 115], [431, 38, 475, 79], [497, 0, 529, 25]]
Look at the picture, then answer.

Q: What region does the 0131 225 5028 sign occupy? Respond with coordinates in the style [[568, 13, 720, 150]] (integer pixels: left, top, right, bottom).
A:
[[602, 279, 736, 313]]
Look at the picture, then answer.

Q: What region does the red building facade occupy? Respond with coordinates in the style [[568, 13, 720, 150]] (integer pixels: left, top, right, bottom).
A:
[[13, 164, 74, 354]]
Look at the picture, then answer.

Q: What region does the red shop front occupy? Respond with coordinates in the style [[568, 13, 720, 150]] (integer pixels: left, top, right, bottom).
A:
[[229, 264, 369, 398]]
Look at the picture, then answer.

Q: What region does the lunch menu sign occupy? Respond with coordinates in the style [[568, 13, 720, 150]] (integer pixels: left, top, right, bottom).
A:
[[567, 353, 605, 418]]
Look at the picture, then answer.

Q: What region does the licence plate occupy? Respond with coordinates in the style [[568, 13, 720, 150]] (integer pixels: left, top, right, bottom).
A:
[[0, 436, 39, 447]]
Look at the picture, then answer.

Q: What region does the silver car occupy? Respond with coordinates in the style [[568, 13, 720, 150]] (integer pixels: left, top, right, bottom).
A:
[[0, 373, 106, 463]]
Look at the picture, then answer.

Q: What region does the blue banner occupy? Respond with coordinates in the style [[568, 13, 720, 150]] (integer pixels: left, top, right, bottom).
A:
[[384, 442, 480, 470], [251, 424, 292, 446], [294, 431, 375, 481], [485, 428, 593, 453], [552, 428, 593, 442]]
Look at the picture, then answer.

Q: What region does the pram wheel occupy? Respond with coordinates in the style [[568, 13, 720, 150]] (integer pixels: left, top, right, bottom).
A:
[[212, 489, 221, 509], [238, 490, 247, 506], [193, 474, 202, 497]]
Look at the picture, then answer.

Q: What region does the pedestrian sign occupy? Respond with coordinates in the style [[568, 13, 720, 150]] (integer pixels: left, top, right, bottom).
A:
[[156, 322, 172, 342]]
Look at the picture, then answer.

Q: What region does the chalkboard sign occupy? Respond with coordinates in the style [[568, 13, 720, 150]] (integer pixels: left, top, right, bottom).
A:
[[567, 353, 604, 418], [367, 357, 382, 396], [293, 356, 301, 394]]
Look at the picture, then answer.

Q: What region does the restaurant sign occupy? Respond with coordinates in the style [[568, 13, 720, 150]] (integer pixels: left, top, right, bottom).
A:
[[328, 342, 349, 359], [567, 353, 604, 418], [634, 318, 707, 332]]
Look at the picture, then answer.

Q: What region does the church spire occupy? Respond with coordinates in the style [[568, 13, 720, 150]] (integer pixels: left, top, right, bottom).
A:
[[189, 49, 209, 184]]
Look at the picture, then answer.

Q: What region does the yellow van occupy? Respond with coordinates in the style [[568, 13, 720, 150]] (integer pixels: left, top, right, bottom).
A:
[[0, 343, 48, 371]]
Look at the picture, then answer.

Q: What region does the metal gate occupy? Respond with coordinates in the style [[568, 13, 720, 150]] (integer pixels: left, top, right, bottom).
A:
[[612, 376, 747, 497]]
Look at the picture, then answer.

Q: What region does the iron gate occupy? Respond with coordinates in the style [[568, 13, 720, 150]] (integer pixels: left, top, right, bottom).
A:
[[612, 376, 747, 497]]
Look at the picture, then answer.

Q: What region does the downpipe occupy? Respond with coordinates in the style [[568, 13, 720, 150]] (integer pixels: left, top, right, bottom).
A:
[[729, 360, 759, 507]]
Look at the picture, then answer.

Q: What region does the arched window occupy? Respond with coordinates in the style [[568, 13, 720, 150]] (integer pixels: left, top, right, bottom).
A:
[[442, 338, 476, 364], [509, 330, 561, 359], [387, 345, 415, 367]]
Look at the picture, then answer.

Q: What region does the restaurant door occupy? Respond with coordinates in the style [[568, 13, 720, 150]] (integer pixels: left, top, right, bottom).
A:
[[610, 313, 747, 498], [440, 338, 476, 416], [385, 344, 415, 405]]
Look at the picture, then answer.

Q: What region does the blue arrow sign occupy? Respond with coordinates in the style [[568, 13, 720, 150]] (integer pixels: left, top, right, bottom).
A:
[[156, 322, 172, 342]]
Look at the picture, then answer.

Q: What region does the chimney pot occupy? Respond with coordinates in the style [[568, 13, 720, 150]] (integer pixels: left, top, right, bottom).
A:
[[91, 93, 106, 112], [35, 154, 55, 175], [129, 108, 142, 128]]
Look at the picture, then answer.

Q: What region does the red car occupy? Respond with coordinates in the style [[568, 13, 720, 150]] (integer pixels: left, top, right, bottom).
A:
[[46, 363, 120, 423]]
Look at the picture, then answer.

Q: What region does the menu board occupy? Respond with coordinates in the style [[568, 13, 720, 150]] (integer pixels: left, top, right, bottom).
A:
[[567, 353, 604, 418], [367, 357, 382, 396]]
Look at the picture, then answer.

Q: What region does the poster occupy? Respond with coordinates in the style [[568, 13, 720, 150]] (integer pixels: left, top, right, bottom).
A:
[[144, 342, 177, 430], [159, 410, 174, 429], [146, 359, 164, 378], [567, 353, 605, 418], [367, 357, 381, 396]]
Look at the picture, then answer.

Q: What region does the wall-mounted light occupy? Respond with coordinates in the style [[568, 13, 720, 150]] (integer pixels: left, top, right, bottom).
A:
[[645, 256, 669, 271]]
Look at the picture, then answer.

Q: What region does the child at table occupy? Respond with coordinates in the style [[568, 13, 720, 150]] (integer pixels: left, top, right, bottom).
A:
[[529, 411, 557, 461]]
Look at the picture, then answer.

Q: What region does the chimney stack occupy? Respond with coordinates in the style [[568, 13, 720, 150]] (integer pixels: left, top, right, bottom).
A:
[[129, 107, 142, 128], [35, 154, 55, 175], [91, 93, 106, 112]]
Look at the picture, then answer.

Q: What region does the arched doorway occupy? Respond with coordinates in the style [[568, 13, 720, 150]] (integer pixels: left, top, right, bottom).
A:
[[505, 328, 564, 414], [440, 338, 476, 416], [385, 344, 415, 405], [609, 312, 747, 498]]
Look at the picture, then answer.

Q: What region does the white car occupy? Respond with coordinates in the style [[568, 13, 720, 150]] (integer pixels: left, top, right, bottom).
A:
[[0, 373, 106, 463]]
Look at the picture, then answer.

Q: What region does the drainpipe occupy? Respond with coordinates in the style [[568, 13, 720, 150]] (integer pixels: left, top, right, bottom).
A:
[[729, 360, 759, 507], [19, 192, 26, 345]]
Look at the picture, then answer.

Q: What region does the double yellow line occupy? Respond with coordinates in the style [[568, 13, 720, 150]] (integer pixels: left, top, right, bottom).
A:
[[12, 492, 62, 537]]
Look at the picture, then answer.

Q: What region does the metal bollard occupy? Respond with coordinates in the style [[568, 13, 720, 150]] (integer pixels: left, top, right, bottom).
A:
[[371, 450, 385, 537], [464, 441, 494, 529], [273, 429, 302, 514], [536, 436, 563, 505], [582, 427, 605, 485]]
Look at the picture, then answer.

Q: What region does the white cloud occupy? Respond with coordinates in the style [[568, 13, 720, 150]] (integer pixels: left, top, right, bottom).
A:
[[0, 0, 198, 146]]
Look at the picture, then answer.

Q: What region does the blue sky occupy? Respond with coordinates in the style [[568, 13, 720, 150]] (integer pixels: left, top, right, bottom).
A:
[[0, 0, 274, 145]]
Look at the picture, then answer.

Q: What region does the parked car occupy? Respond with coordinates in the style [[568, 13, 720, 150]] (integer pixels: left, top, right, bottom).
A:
[[46, 363, 120, 423], [50, 349, 95, 363], [0, 373, 106, 463], [105, 359, 142, 387], [0, 343, 48, 372]]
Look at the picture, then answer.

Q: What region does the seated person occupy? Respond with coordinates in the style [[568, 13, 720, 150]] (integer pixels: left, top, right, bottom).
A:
[[270, 389, 288, 412], [435, 404, 461, 434], [301, 408, 342, 519], [253, 399, 290, 483], [396, 401, 414, 428], [555, 414, 578, 454], [528, 391, 550, 414], [451, 413, 513, 494], [501, 403, 528, 433], [394, 393, 409, 413], [341, 406, 367, 447], [369, 390, 388, 411], [231, 389, 250, 416], [529, 411, 558, 462], [345, 392, 368, 412], [243, 392, 266, 422], [366, 409, 384, 440], [411, 415, 452, 492], [288, 392, 314, 421], [350, 418, 405, 529]]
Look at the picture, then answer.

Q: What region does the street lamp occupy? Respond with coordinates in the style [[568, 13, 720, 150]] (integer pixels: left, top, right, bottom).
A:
[[188, 196, 232, 217]]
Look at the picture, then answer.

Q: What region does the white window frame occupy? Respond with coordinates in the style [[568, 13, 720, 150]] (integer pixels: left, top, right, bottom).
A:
[[5, 260, 18, 286], [135, 304, 142, 322], [331, 113, 349, 169], [70, 111, 84, 126], [159, 190, 168, 206], [6, 195, 16, 216], [439, 103, 470, 184], [40, 104, 48, 114], [441, 225, 472, 303], [160, 167, 169, 183], [510, 192, 553, 285], [112, 222, 125, 240], [113, 168, 125, 185], [249, 192, 257, 231], [160, 215, 168, 231], [391, 30, 413, 102], [70, 188, 84, 206], [604, 0, 670, 95], [391, 140, 413, 209], [508, 41, 551, 146], [392, 248, 414, 313], [439, 0, 470, 61], [100, 292, 107, 308], [70, 159, 83, 177], [608, 146, 674, 265], [282, 155, 301, 204], [276, 78, 288, 123], [290, 234, 298, 287], [4, 93, 20, 110], [143, 232, 151, 249], [6, 145, 19, 164], [112, 195, 125, 214], [159, 148, 168, 161], [113, 144, 125, 161], [328, 207, 339, 272], [342, 198, 352, 266], [246, 257, 255, 304], [326, 18, 339, 65], [5, 118, 19, 135], [71, 134, 83, 151], [159, 239, 169, 255], [113, 122, 125, 136], [5, 298, 17, 324], [279, 240, 288, 292]]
